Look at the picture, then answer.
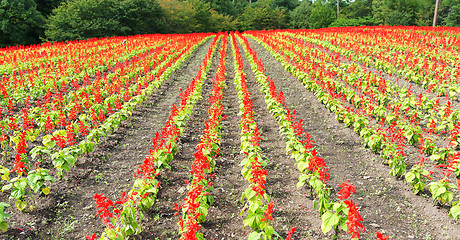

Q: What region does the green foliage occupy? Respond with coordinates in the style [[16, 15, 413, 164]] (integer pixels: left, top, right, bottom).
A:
[[270, 0, 300, 11], [239, 0, 287, 30], [116, 0, 167, 35], [45, 0, 167, 42], [202, 0, 237, 16], [309, 1, 336, 29], [0, 0, 45, 47], [290, 1, 313, 29], [372, 0, 433, 26], [329, 17, 375, 27], [342, 0, 372, 19], [159, 0, 235, 33], [36, 0, 64, 16], [444, 3, 460, 26], [158, 0, 196, 34]]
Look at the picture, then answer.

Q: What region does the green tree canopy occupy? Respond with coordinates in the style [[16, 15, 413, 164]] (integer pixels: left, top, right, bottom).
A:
[[270, 0, 300, 11], [290, 0, 313, 29], [36, 0, 64, 16], [239, 0, 287, 30], [0, 0, 45, 47], [443, 2, 460, 26], [202, 0, 237, 16], [45, 0, 166, 42], [343, 0, 373, 19], [372, 0, 427, 26], [309, 0, 336, 29]]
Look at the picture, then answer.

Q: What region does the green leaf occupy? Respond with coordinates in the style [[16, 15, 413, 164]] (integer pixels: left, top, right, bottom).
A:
[[449, 203, 460, 219], [248, 231, 262, 240], [433, 186, 446, 199], [42, 187, 50, 195], [1, 184, 12, 192], [244, 212, 262, 229], [405, 171, 415, 183], [321, 211, 340, 233], [297, 174, 309, 189], [264, 224, 274, 236], [10, 188, 25, 200], [64, 155, 76, 166], [0, 221, 8, 232], [15, 200, 27, 212]]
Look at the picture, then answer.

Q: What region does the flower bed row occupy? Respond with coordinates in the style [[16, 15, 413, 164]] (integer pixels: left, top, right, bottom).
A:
[[0, 35, 165, 109], [230, 33, 276, 240], [176, 32, 228, 240], [236, 32, 367, 239]]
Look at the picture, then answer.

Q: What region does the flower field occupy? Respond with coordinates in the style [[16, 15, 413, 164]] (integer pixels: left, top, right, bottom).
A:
[[0, 27, 459, 239]]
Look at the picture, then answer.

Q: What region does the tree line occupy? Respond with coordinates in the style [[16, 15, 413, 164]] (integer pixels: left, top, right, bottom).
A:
[[1, 0, 459, 47]]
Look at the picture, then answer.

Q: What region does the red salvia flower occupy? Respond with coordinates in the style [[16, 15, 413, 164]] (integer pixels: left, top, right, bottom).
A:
[[261, 201, 274, 222], [376, 231, 390, 240], [337, 180, 357, 200], [344, 199, 365, 239], [285, 227, 297, 240]]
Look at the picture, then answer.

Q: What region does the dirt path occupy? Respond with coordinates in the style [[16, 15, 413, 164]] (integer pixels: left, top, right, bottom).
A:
[[247, 37, 460, 240], [0, 38, 214, 239]]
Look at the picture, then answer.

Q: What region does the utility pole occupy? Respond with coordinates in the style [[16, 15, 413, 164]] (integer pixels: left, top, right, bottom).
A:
[[337, 0, 340, 18], [433, 0, 440, 27]]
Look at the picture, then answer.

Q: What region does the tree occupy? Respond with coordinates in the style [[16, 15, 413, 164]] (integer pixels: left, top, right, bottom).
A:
[[309, 0, 336, 29], [372, 0, 428, 26], [343, 0, 373, 19], [290, 0, 313, 29], [158, 0, 196, 33], [433, 0, 439, 26], [202, 0, 237, 16], [116, 0, 167, 35], [208, 9, 238, 32], [270, 0, 300, 11], [45, 0, 166, 42], [233, 0, 250, 15], [238, 0, 287, 30], [159, 0, 235, 33], [444, 3, 460, 26], [36, 0, 64, 16], [0, 0, 45, 47]]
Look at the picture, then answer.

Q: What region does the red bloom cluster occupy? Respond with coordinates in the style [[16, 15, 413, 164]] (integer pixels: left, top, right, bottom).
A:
[[344, 199, 365, 239], [261, 201, 274, 222], [250, 157, 268, 197], [337, 180, 357, 200]]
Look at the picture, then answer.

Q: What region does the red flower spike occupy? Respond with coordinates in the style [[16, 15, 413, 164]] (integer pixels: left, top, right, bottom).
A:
[[344, 199, 365, 239], [285, 227, 297, 240], [337, 180, 357, 200], [85, 233, 97, 240], [261, 201, 274, 222], [376, 231, 390, 240]]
